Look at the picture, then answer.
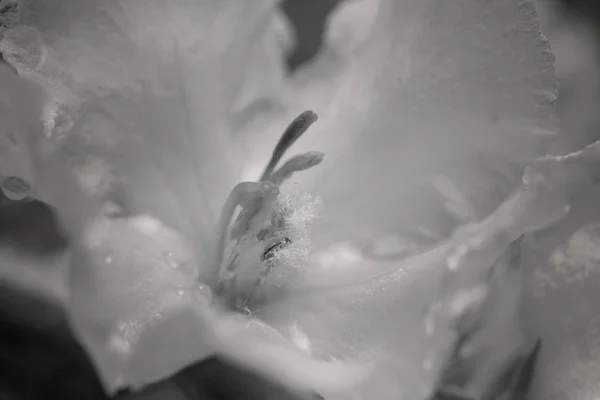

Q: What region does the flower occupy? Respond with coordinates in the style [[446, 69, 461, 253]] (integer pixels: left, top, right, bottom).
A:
[[0, 0, 560, 399]]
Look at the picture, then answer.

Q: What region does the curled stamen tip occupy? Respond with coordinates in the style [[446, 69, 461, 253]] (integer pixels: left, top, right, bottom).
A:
[[288, 151, 325, 170], [259, 110, 320, 182], [268, 151, 326, 185], [295, 110, 319, 125]]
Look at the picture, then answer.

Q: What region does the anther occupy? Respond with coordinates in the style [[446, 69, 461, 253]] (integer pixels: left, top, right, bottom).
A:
[[269, 151, 324, 186], [215, 181, 279, 280], [260, 110, 318, 181]]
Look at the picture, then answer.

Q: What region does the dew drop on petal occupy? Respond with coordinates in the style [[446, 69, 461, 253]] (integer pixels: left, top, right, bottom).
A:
[[105, 255, 112, 264], [107, 322, 133, 356], [191, 282, 213, 304], [1, 176, 30, 201], [447, 285, 488, 319], [163, 251, 183, 269], [289, 322, 312, 355]]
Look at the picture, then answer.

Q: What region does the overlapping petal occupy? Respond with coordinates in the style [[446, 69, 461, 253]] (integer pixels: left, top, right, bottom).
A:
[[520, 4, 600, 399], [242, 0, 558, 248], [0, 0, 325, 394], [0, 0, 291, 263], [239, 0, 559, 398]]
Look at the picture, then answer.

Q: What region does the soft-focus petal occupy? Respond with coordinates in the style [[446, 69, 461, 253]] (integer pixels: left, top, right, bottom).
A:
[[1, 0, 288, 271], [66, 214, 207, 391], [70, 213, 371, 394], [242, 0, 558, 248], [257, 187, 548, 399], [1, 0, 359, 394], [244, 1, 559, 396]]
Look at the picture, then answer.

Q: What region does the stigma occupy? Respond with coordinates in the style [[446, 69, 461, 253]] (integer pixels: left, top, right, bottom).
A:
[[216, 111, 324, 312]]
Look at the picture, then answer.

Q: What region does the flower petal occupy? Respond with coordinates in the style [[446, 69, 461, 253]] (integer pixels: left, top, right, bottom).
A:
[[258, 175, 561, 399], [1, 0, 288, 264], [69, 213, 372, 395], [241, 0, 558, 248]]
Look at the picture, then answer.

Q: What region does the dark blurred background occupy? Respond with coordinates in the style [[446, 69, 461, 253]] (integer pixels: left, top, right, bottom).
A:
[[1, 0, 600, 399]]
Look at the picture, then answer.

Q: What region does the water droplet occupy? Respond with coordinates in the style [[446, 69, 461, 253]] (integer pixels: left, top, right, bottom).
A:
[[1, 176, 30, 201], [107, 322, 133, 355], [192, 283, 213, 304], [289, 322, 312, 355], [176, 288, 185, 296], [105, 255, 112, 264], [448, 286, 488, 318], [163, 251, 184, 269]]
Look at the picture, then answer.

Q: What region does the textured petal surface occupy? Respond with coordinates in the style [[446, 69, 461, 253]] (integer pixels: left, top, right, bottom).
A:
[[244, 0, 559, 398], [68, 214, 219, 392], [0, 0, 329, 394], [68, 214, 371, 395], [242, 0, 558, 248], [522, 3, 600, 399], [0, 0, 288, 266], [257, 184, 548, 400]]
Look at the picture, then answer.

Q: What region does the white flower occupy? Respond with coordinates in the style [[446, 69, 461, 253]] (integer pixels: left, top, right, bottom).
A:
[[0, 0, 559, 399]]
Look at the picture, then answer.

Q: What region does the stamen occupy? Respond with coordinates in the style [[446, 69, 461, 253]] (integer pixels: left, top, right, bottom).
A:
[[215, 181, 279, 280], [269, 151, 324, 186], [230, 185, 279, 240], [217, 112, 324, 308], [259, 110, 318, 182]]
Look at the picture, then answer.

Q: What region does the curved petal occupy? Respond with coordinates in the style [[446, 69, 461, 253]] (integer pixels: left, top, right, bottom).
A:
[[64, 214, 207, 391], [1, 0, 362, 395], [0, 0, 288, 270], [69, 213, 371, 394], [521, 4, 600, 399], [245, 0, 559, 398], [258, 188, 547, 399], [241, 0, 558, 248]]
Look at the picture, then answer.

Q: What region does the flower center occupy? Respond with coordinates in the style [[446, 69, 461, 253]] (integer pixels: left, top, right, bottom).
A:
[[216, 111, 324, 312]]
